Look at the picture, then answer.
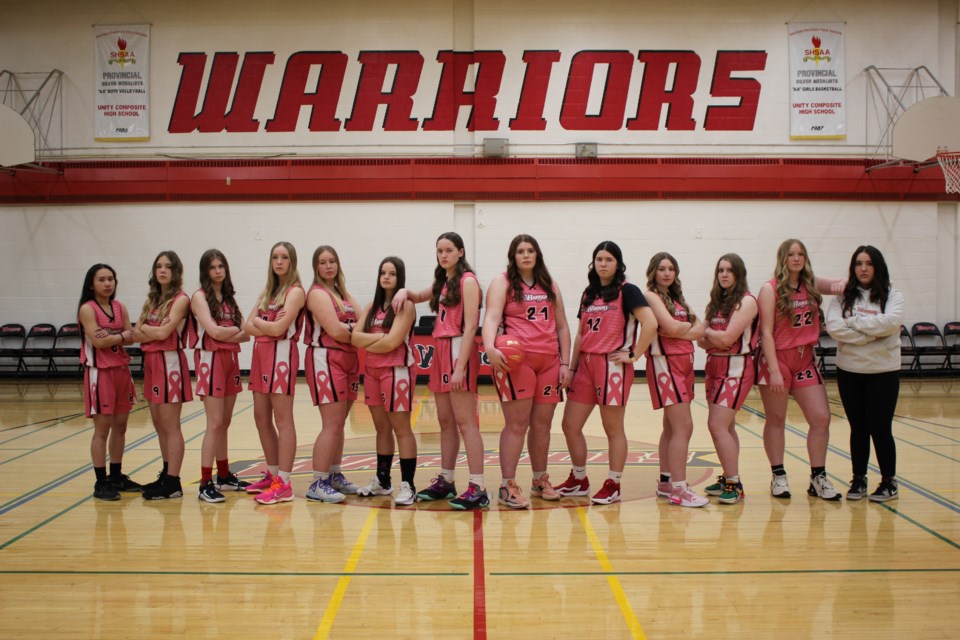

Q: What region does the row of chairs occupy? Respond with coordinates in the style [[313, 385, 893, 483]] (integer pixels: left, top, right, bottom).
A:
[[0, 323, 144, 377], [818, 322, 960, 375]]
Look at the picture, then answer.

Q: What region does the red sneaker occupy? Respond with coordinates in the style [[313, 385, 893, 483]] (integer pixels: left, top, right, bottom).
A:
[[591, 479, 621, 505], [553, 471, 590, 497]]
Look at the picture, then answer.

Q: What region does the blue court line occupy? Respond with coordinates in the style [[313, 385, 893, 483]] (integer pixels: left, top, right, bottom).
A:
[[0, 412, 85, 434], [0, 406, 150, 467], [0, 403, 254, 552], [739, 403, 960, 517], [0, 406, 205, 516]]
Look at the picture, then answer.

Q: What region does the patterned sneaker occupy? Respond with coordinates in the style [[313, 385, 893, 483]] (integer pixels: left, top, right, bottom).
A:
[[656, 481, 673, 498], [498, 480, 531, 509], [306, 478, 345, 503], [416, 475, 457, 501], [669, 483, 709, 508], [770, 473, 791, 499], [198, 479, 226, 504], [108, 474, 142, 493], [216, 472, 250, 492], [143, 475, 183, 500], [846, 475, 868, 501], [245, 471, 275, 494], [717, 480, 744, 504], [553, 471, 590, 497], [329, 472, 358, 495], [449, 483, 490, 510], [93, 478, 120, 501], [394, 481, 416, 506], [868, 478, 899, 502], [704, 475, 726, 496], [807, 472, 841, 501], [357, 476, 393, 497], [530, 474, 560, 501], [591, 479, 622, 505], [255, 476, 294, 505]]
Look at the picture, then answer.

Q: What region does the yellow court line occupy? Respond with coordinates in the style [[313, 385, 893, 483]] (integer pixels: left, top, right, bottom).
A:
[[313, 508, 379, 640], [576, 507, 647, 640], [411, 397, 425, 429]]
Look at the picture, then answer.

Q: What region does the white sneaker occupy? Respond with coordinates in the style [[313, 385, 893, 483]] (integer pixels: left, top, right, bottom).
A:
[[357, 476, 393, 497], [394, 481, 416, 506], [668, 483, 709, 508], [807, 473, 841, 501], [305, 478, 345, 503], [770, 473, 791, 499]]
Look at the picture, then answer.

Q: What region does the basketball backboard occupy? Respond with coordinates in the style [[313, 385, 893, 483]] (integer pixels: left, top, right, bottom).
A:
[[0, 104, 35, 167], [891, 96, 960, 162]]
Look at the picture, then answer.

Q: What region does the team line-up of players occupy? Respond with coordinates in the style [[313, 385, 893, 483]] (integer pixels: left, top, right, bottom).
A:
[[78, 233, 904, 509]]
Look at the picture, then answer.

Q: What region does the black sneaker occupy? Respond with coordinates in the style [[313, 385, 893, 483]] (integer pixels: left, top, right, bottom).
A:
[[198, 479, 226, 503], [93, 478, 120, 501], [416, 475, 457, 501], [846, 475, 868, 501], [216, 472, 251, 492], [868, 478, 899, 502], [109, 473, 143, 493], [140, 470, 166, 494], [143, 475, 183, 500]]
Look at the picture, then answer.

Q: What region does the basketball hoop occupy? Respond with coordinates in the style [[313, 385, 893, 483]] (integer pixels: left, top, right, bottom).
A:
[[936, 150, 960, 194]]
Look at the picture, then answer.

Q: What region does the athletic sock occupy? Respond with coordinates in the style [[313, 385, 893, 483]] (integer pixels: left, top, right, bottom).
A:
[[608, 470, 623, 483], [660, 472, 671, 483], [399, 458, 416, 485], [573, 466, 587, 480], [278, 470, 291, 483], [109, 462, 122, 478], [94, 466, 107, 481], [216, 459, 231, 478], [377, 453, 394, 487], [469, 473, 485, 489], [532, 470, 546, 481], [772, 464, 786, 476], [201, 466, 213, 483], [441, 468, 455, 482], [268, 464, 280, 477], [811, 466, 826, 478]]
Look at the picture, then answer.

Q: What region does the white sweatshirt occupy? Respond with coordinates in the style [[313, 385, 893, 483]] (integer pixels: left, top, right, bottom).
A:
[[825, 287, 904, 374]]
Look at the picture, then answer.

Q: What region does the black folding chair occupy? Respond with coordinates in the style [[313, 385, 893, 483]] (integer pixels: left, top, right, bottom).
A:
[[20, 323, 58, 375], [815, 328, 837, 375], [944, 322, 960, 370], [0, 323, 26, 375], [911, 322, 951, 372], [899, 326, 919, 373], [414, 315, 436, 336], [50, 323, 83, 375]]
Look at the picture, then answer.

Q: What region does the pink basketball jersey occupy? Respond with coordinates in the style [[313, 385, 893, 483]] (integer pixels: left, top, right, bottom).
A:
[[80, 299, 131, 369], [254, 285, 304, 344], [140, 291, 191, 353], [433, 272, 480, 339], [302, 285, 357, 352], [707, 293, 759, 356], [578, 283, 646, 354], [767, 278, 820, 349], [188, 290, 241, 353], [502, 276, 559, 356], [365, 307, 414, 368], [648, 298, 695, 357]]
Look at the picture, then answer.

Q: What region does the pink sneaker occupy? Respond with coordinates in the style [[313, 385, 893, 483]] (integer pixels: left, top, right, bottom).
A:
[[530, 473, 560, 501], [254, 477, 294, 505], [669, 483, 709, 508], [591, 479, 621, 505], [656, 481, 672, 498], [553, 471, 590, 497], [245, 471, 275, 494]]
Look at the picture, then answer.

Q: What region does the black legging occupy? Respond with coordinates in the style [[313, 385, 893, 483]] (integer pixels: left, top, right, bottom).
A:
[[836, 368, 899, 477]]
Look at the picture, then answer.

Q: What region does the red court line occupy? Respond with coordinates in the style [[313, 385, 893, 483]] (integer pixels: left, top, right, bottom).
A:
[[473, 510, 487, 640]]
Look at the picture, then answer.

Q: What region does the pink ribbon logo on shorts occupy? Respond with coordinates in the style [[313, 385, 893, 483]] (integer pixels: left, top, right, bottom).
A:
[[717, 378, 739, 408], [395, 378, 410, 409], [197, 362, 211, 396], [608, 372, 623, 400], [273, 362, 290, 393], [315, 369, 332, 401], [168, 371, 181, 402]]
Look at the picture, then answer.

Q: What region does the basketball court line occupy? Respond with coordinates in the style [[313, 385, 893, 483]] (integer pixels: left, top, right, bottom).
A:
[[0, 411, 85, 434], [575, 506, 647, 640], [492, 568, 960, 577], [473, 510, 487, 640], [0, 410, 104, 448], [313, 508, 379, 640], [0, 569, 469, 577], [825, 408, 960, 462]]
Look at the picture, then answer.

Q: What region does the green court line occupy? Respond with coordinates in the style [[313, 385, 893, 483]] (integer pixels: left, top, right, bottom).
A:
[[492, 568, 960, 577], [0, 570, 467, 577], [827, 409, 960, 462], [700, 399, 960, 549], [0, 412, 84, 436], [0, 405, 245, 551]]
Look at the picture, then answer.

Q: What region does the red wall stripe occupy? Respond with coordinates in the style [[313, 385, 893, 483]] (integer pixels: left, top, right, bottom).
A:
[[1, 157, 955, 203]]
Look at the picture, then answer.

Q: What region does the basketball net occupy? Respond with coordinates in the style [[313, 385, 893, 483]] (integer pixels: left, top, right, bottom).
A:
[[936, 150, 960, 194]]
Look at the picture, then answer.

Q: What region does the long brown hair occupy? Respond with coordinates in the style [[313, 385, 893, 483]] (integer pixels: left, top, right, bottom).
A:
[[430, 232, 474, 313], [772, 238, 821, 318], [199, 249, 242, 325], [312, 245, 350, 314], [138, 250, 184, 326], [506, 234, 557, 304], [841, 245, 891, 315], [364, 257, 406, 332], [705, 253, 750, 320], [645, 252, 695, 323]]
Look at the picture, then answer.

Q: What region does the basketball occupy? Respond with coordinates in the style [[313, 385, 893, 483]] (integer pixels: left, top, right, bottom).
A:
[[495, 335, 525, 371]]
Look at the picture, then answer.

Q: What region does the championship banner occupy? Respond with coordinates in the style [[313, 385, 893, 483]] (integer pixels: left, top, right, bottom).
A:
[[788, 22, 845, 140], [94, 24, 150, 141]]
